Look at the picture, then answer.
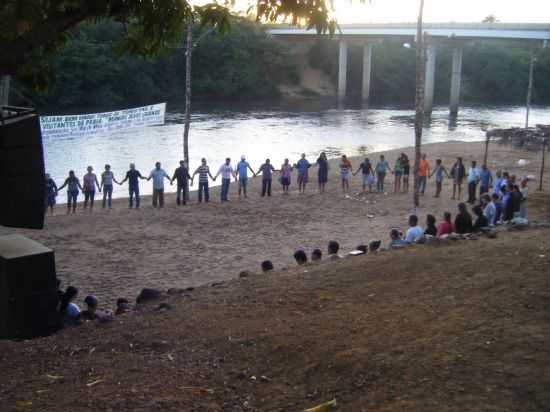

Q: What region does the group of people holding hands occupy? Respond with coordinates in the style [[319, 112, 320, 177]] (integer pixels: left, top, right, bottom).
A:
[[43, 151, 528, 216]]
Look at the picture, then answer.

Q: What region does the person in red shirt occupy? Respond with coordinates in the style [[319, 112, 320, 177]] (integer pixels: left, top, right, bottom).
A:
[[418, 153, 430, 195], [436, 211, 454, 236]]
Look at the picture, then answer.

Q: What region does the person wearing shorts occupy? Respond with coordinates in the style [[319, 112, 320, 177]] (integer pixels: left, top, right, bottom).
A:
[[58, 170, 83, 214], [339, 155, 352, 193], [82, 166, 101, 211], [353, 158, 374, 193], [429, 159, 450, 198], [295, 154, 311, 193], [280, 159, 293, 194]]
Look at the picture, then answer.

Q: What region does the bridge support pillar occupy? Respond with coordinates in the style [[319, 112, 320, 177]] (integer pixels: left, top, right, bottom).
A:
[[0, 75, 10, 106], [362, 43, 373, 102], [423, 44, 437, 114], [338, 40, 348, 101], [449, 47, 463, 116]]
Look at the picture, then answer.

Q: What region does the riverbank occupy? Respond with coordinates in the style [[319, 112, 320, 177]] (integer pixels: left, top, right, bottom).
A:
[[1, 141, 546, 306], [1, 220, 550, 410]]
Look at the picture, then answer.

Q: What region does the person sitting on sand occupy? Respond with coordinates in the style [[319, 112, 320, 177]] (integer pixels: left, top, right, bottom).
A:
[[389, 229, 409, 249], [59, 286, 80, 326], [115, 298, 131, 315], [58, 170, 83, 214], [369, 240, 381, 254], [472, 205, 489, 232], [80, 295, 101, 321], [295, 153, 311, 194], [311, 249, 322, 262], [424, 214, 437, 236], [261, 260, 274, 272], [171, 160, 192, 205], [430, 159, 450, 198], [294, 250, 308, 265], [454, 202, 473, 234], [339, 155, 352, 193], [257, 159, 276, 197], [482, 194, 496, 226], [450, 157, 466, 200], [353, 157, 374, 193], [405, 215, 424, 243], [327, 240, 342, 260], [436, 212, 454, 237]]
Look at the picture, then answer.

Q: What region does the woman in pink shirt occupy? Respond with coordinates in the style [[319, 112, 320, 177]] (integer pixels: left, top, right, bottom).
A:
[[437, 211, 454, 236], [82, 166, 101, 211], [280, 159, 293, 194]]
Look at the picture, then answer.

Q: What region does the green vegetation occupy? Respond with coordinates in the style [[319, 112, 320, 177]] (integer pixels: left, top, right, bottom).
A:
[[308, 40, 550, 105], [16, 19, 298, 109]]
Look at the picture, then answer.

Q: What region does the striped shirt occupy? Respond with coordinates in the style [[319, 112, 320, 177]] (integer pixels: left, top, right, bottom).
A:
[[196, 165, 210, 183]]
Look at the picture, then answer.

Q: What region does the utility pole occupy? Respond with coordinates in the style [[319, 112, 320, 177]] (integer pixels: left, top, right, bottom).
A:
[[525, 51, 536, 128], [413, 0, 425, 210]]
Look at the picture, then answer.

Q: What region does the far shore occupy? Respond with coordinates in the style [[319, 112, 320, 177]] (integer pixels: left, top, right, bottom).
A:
[[1, 140, 545, 306]]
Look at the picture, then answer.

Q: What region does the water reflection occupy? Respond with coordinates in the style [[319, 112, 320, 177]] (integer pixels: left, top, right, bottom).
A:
[[42, 103, 550, 201]]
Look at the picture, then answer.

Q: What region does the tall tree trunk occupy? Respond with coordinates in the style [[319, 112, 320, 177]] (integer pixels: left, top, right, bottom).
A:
[[183, 20, 193, 165], [525, 50, 535, 128], [0, 75, 10, 106], [539, 138, 546, 192], [413, 0, 425, 210]]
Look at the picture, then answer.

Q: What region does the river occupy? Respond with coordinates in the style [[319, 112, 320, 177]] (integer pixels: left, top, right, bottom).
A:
[[43, 102, 550, 199]]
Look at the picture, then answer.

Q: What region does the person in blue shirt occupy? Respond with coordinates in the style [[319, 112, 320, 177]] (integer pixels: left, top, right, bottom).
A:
[[295, 153, 311, 193], [375, 155, 393, 193], [493, 170, 504, 195], [479, 164, 493, 197], [467, 160, 480, 204], [388, 228, 409, 249], [236, 155, 256, 198]]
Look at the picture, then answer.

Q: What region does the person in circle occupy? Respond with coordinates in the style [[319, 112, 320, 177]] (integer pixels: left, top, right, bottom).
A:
[[295, 153, 311, 193], [317, 152, 329, 193], [353, 157, 374, 193], [393, 155, 403, 193], [451, 157, 466, 200], [44, 173, 58, 215], [257, 159, 277, 197], [58, 170, 83, 214], [82, 166, 101, 211], [339, 155, 352, 193], [101, 164, 119, 209], [119, 163, 146, 208], [401, 153, 410, 193], [375, 155, 393, 193], [280, 158, 293, 194], [236, 155, 255, 198]]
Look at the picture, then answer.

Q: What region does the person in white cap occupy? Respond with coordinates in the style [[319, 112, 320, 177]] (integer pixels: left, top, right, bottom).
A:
[[236, 155, 256, 198]]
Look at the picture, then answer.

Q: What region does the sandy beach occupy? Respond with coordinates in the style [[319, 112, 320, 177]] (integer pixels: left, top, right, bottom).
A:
[[1, 141, 546, 306]]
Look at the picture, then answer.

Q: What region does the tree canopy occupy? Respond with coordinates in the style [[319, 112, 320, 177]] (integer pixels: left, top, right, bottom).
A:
[[0, 0, 335, 88]]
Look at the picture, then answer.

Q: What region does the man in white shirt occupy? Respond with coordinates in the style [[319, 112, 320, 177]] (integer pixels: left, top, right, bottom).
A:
[[467, 160, 480, 204], [214, 158, 236, 202], [148, 162, 170, 208], [405, 215, 424, 243]]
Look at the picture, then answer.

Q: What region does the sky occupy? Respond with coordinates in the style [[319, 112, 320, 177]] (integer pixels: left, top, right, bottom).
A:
[[332, 0, 550, 24]]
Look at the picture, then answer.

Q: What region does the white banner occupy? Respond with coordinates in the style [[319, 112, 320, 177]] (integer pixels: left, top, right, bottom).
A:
[[40, 103, 166, 138]]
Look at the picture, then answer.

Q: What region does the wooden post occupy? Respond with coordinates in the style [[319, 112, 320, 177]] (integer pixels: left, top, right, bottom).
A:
[[525, 51, 535, 128], [413, 0, 425, 210], [539, 138, 546, 191], [183, 19, 193, 166], [483, 133, 490, 166]]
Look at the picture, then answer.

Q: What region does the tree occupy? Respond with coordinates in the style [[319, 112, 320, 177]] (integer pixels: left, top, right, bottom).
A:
[[482, 14, 498, 23], [413, 0, 425, 209], [0, 0, 336, 88]]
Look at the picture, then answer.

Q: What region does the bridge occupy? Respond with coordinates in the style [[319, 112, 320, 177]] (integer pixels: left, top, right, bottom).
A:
[[268, 23, 550, 114]]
